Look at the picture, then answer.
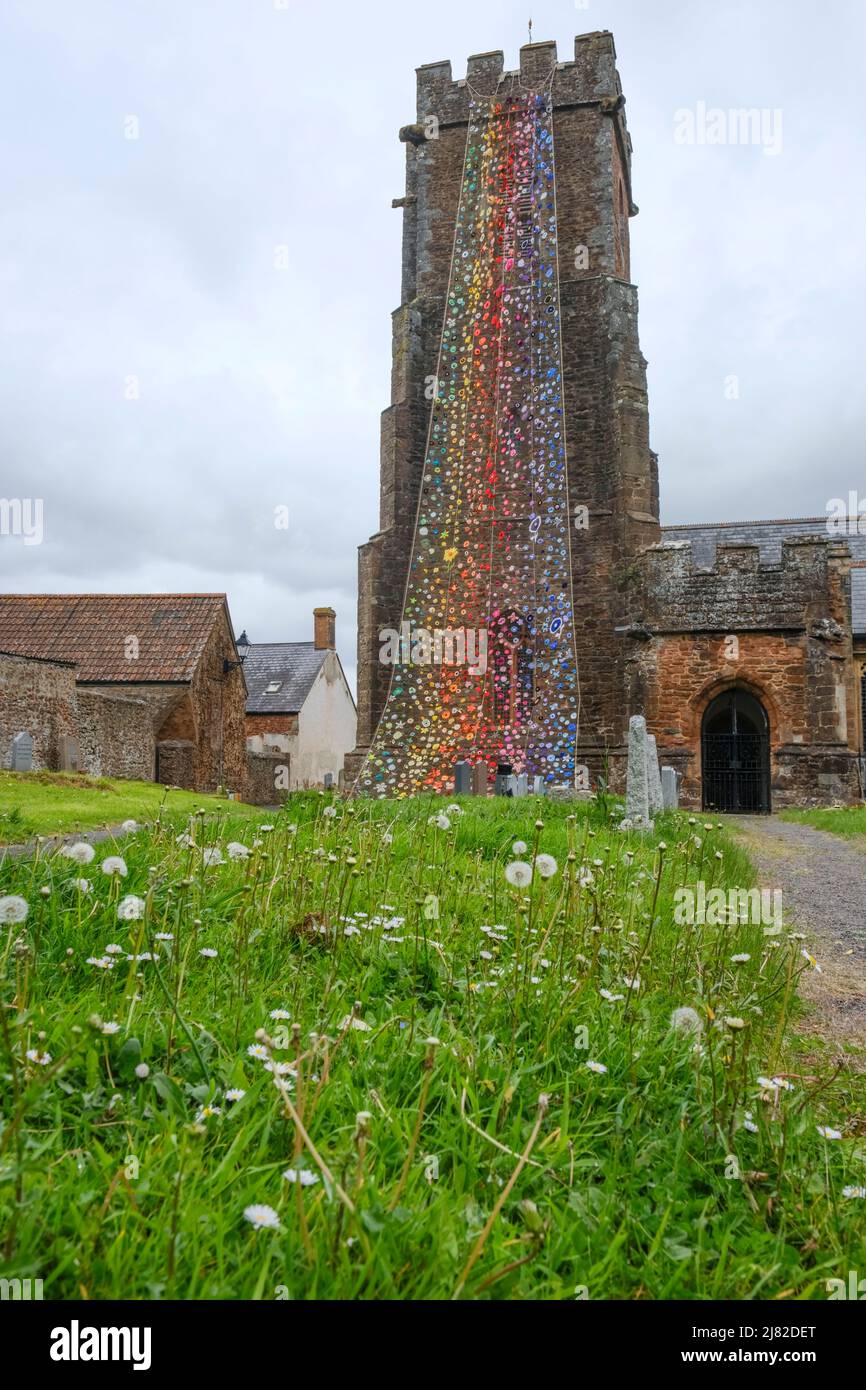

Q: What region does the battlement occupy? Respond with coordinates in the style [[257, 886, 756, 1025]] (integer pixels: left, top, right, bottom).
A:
[[646, 535, 850, 579], [416, 32, 622, 124], [635, 536, 851, 635]]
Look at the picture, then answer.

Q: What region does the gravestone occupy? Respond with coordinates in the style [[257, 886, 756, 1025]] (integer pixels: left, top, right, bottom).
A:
[[623, 715, 652, 830], [11, 731, 33, 771], [532, 776, 544, 796], [453, 760, 472, 795], [661, 766, 679, 810], [646, 733, 663, 814], [58, 735, 80, 773], [494, 762, 513, 796], [515, 773, 529, 797], [471, 762, 489, 797], [323, 772, 333, 789]]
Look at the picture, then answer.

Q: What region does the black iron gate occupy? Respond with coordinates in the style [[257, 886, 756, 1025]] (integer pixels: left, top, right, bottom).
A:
[[702, 731, 770, 813]]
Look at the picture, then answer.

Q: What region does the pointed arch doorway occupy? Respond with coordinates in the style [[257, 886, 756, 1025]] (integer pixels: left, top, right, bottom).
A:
[[701, 689, 771, 814]]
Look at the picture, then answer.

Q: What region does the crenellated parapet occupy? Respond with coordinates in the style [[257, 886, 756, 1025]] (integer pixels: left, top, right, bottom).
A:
[[411, 34, 634, 211], [628, 536, 853, 637]]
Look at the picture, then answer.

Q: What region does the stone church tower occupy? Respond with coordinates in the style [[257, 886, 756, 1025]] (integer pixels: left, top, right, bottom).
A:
[[346, 30, 864, 806], [346, 32, 659, 791]]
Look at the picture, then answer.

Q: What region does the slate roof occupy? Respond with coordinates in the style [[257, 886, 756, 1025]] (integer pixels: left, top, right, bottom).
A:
[[661, 518, 866, 635], [0, 594, 232, 682], [243, 642, 328, 714]]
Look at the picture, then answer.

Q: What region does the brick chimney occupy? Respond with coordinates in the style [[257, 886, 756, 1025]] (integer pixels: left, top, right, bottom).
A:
[[313, 606, 336, 651]]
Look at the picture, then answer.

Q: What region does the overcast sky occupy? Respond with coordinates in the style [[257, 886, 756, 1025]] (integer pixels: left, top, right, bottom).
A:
[[1, 0, 864, 693]]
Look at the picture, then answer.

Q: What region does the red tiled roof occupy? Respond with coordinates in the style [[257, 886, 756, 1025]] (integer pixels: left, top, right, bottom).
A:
[[0, 594, 230, 682]]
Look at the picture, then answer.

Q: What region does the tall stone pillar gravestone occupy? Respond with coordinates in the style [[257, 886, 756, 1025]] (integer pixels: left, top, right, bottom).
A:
[[623, 715, 652, 831], [661, 766, 679, 810], [646, 734, 663, 815], [471, 763, 489, 797], [454, 761, 472, 795], [59, 736, 80, 773]]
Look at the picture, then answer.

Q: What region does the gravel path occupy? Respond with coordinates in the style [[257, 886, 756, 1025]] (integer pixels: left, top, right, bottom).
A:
[[729, 816, 866, 1051]]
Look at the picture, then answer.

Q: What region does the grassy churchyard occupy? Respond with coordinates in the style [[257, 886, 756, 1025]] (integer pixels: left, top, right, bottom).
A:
[[0, 787, 864, 1300]]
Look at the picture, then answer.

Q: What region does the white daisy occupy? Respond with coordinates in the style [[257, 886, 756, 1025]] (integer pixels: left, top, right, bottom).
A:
[[101, 1021, 121, 1035], [817, 1126, 843, 1140], [200, 947, 218, 958], [283, 1168, 319, 1186], [269, 1009, 291, 1021], [225, 1089, 246, 1102], [243, 1204, 281, 1231], [25, 1048, 51, 1065], [585, 1060, 608, 1075], [731, 953, 751, 964], [842, 1185, 866, 1199], [247, 1044, 269, 1060]]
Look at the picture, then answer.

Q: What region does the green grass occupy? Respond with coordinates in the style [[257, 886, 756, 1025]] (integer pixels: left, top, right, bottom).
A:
[[781, 805, 866, 841], [1, 793, 864, 1300], [0, 771, 263, 844]]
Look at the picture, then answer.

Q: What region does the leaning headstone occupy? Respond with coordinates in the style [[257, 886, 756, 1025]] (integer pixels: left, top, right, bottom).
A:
[[646, 733, 663, 814], [661, 766, 679, 810], [11, 731, 33, 771], [623, 715, 652, 830], [471, 762, 489, 797], [454, 760, 472, 795], [515, 773, 529, 797]]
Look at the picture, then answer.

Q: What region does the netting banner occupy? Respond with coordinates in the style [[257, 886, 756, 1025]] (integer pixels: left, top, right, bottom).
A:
[[358, 89, 580, 796]]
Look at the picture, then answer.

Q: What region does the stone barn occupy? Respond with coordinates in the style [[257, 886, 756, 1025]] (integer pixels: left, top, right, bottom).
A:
[[0, 594, 247, 793]]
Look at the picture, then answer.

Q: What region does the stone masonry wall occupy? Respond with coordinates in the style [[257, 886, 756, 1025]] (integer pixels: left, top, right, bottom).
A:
[[0, 652, 77, 770], [76, 689, 154, 780]]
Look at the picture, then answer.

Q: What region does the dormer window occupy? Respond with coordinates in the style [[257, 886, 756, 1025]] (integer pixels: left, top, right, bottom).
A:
[[265, 681, 282, 694]]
